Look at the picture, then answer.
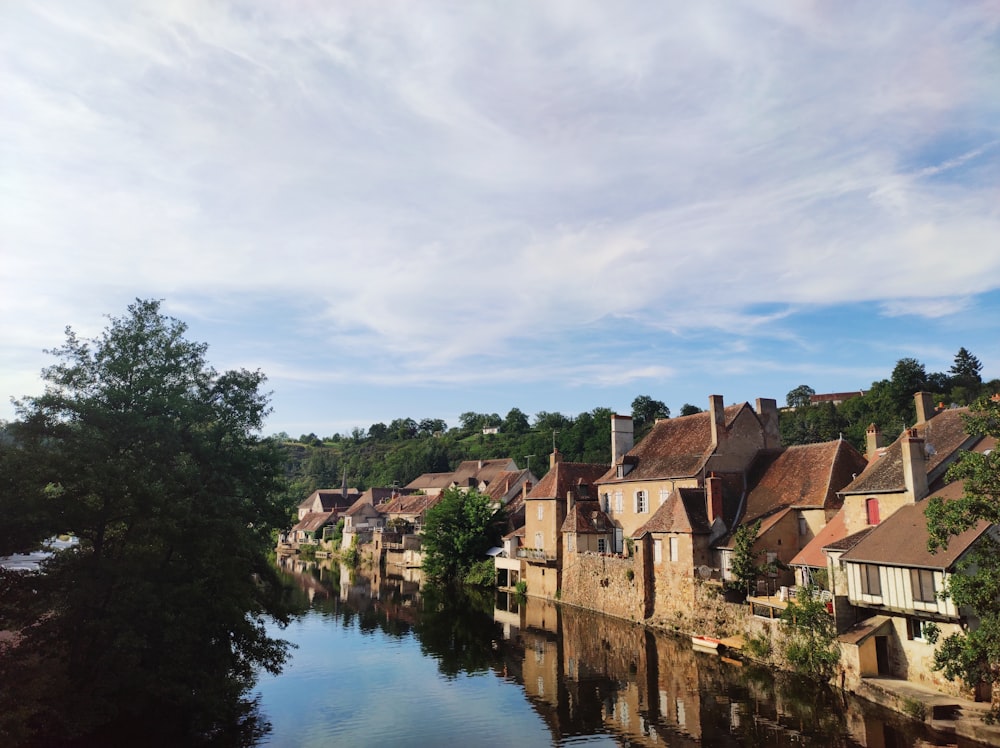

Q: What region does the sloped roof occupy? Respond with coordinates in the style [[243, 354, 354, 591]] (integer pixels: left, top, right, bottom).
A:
[[840, 408, 978, 495], [840, 498, 991, 570], [376, 492, 442, 517], [790, 510, 847, 568], [824, 526, 874, 553], [599, 404, 746, 483], [292, 511, 335, 532], [451, 458, 517, 487], [404, 472, 454, 491], [526, 460, 609, 501], [482, 469, 531, 502], [633, 487, 712, 537], [297, 489, 359, 511], [561, 501, 614, 534], [743, 440, 867, 522]]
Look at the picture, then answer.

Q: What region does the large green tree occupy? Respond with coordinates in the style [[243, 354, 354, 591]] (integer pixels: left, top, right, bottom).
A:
[[925, 395, 1000, 712], [420, 486, 504, 583], [0, 299, 291, 745]]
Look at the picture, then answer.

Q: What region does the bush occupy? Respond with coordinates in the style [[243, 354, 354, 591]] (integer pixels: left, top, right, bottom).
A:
[[779, 588, 839, 681], [463, 558, 496, 588]]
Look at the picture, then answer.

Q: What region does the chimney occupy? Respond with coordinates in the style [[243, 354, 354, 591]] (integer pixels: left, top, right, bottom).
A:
[[550, 448, 562, 469], [865, 423, 884, 461], [522, 481, 532, 499], [566, 490, 575, 514], [706, 473, 723, 525], [611, 414, 634, 463], [914, 392, 935, 424], [709, 395, 726, 446], [755, 398, 780, 449], [901, 428, 928, 501], [478, 460, 484, 470]]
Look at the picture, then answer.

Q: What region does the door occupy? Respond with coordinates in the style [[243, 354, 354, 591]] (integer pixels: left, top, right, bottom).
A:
[[875, 636, 890, 675]]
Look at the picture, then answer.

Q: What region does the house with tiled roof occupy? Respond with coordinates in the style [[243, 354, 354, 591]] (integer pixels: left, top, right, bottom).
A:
[[296, 487, 361, 520], [517, 450, 609, 599], [596, 395, 781, 551], [404, 458, 524, 498], [838, 393, 979, 537], [716, 439, 867, 590], [289, 510, 337, 543]]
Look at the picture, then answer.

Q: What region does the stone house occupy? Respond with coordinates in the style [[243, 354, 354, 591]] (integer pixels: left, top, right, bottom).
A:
[[595, 395, 781, 551]]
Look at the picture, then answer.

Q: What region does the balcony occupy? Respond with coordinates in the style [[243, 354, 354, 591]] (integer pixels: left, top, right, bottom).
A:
[[517, 547, 557, 564]]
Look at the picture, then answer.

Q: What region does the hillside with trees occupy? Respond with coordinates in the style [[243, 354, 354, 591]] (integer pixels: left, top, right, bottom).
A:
[[282, 350, 996, 502]]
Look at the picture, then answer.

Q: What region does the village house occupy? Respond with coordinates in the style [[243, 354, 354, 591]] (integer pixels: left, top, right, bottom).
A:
[[516, 450, 609, 599], [595, 396, 781, 554], [288, 486, 362, 544]]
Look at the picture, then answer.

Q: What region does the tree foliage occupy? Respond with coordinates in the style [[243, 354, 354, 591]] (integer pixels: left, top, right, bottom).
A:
[[925, 395, 1000, 707], [779, 589, 839, 681], [727, 519, 763, 597], [0, 299, 291, 745], [786, 384, 816, 409], [420, 487, 504, 584]]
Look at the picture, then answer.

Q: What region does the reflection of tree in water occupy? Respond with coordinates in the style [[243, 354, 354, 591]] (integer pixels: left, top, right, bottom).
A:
[[414, 584, 504, 679]]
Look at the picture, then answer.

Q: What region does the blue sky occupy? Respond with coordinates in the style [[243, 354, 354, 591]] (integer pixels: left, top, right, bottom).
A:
[[2, 2, 999, 439]]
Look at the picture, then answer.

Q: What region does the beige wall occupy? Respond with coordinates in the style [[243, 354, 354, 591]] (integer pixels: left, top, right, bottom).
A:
[[599, 477, 699, 538], [524, 562, 559, 599], [842, 491, 914, 537]]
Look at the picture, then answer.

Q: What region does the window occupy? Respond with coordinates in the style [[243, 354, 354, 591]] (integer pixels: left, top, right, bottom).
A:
[[597, 537, 607, 553], [654, 539, 663, 563], [601, 492, 610, 512], [866, 498, 880, 525], [908, 618, 931, 641], [534, 532, 544, 549], [798, 515, 808, 535], [659, 487, 670, 506], [668, 536, 679, 562], [636, 490, 649, 514], [614, 491, 623, 513], [860, 564, 882, 596], [910, 568, 936, 603], [537, 503, 544, 520], [567, 533, 575, 552]]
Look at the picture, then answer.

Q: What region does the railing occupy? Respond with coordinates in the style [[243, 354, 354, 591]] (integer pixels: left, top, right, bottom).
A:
[[516, 548, 556, 561]]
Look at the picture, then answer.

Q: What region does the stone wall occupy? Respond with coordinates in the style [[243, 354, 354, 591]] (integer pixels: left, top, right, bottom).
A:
[[560, 552, 647, 622]]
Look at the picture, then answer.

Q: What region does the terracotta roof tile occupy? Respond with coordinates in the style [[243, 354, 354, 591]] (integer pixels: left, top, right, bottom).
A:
[[634, 487, 712, 536], [790, 510, 847, 568], [291, 511, 335, 532], [561, 501, 614, 534], [743, 440, 867, 522], [526, 461, 609, 501]]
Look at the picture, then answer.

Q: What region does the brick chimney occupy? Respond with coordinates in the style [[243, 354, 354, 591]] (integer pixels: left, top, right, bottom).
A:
[[611, 414, 634, 464], [706, 473, 723, 525], [901, 428, 928, 501], [865, 423, 884, 461], [709, 395, 726, 447], [914, 391, 936, 424], [522, 481, 532, 499], [550, 448, 562, 469], [755, 398, 780, 449]]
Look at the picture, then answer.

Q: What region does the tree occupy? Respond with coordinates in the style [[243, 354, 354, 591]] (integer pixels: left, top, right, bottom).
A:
[[420, 487, 504, 583], [503, 407, 529, 435], [631, 395, 669, 430], [925, 395, 1000, 713], [950, 347, 983, 390], [727, 520, 762, 598], [786, 384, 816, 409], [679, 403, 702, 416], [0, 299, 291, 744], [779, 589, 839, 680]]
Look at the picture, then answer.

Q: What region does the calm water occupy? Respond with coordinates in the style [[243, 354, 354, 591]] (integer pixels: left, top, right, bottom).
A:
[[253, 557, 961, 748]]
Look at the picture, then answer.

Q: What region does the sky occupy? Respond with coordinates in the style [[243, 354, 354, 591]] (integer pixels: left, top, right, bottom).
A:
[[2, 1, 999, 439]]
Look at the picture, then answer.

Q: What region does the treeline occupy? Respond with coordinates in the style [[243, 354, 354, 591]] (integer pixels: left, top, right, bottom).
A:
[[282, 348, 994, 499]]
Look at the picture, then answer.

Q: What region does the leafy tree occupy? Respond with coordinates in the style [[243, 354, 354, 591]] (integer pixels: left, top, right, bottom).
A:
[[388, 417, 418, 440], [785, 384, 816, 409], [503, 407, 530, 435], [631, 395, 669, 432], [779, 589, 839, 680], [420, 487, 504, 583], [727, 520, 763, 598], [418, 418, 447, 436], [368, 422, 388, 440], [679, 403, 703, 416], [925, 396, 1000, 713], [0, 299, 291, 744]]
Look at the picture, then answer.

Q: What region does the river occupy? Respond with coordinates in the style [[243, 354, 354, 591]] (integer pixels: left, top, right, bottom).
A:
[[254, 556, 968, 747]]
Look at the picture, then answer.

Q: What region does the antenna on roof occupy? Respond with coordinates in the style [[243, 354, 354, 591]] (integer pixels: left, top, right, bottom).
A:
[[524, 455, 534, 473]]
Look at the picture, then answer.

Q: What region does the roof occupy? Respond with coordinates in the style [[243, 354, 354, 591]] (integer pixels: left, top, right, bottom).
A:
[[297, 489, 359, 512], [376, 492, 442, 517], [742, 440, 867, 522], [561, 501, 614, 534], [840, 498, 991, 570], [291, 511, 336, 532], [482, 469, 532, 502], [824, 526, 874, 553], [598, 404, 746, 483], [404, 472, 454, 491], [450, 458, 518, 487], [790, 510, 847, 568], [526, 460, 609, 501], [841, 408, 978, 496], [633, 487, 712, 537], [838, 615, 892, 646]]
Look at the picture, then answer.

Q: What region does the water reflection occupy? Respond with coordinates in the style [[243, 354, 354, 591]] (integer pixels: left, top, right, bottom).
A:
[[266, 557, 968, 747]]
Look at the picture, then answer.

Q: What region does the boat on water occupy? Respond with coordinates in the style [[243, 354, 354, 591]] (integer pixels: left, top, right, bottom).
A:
[[691, 635, 723, 653]]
